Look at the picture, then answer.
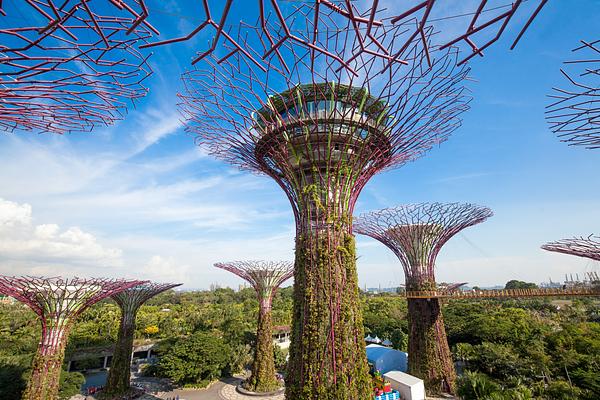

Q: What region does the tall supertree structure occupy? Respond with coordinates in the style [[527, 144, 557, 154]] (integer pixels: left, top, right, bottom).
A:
[[542, 235, 600, 261], [0, 276, 144, 400], [354, 203, 493, 393], [104, 282, 182, 397], [215, 261, 293, 393], [546, 39, 600, 149], [0, 1, 155, 133], [179, 3, 470, 398]]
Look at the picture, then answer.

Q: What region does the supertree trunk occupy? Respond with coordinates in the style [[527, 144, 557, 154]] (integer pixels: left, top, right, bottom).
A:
[[406, 281, 455, 394], [104, 305, 138, 396], [214, 262, 293, 393], [354, 204, 493, 394], [104, 282, 181, 397], [247, 300, 278, 392], [23, 324, 70, 400], [287, 226, 371, 400]]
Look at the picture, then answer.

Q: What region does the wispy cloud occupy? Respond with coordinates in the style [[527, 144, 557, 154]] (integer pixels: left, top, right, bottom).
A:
[[0, 198, 123, 270]]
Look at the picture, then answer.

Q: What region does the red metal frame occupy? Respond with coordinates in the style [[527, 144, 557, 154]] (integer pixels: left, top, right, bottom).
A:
[[0, 1, 155, 133], [542, 235, 600, 262], [215, 261, 293, 311], [143, 1, 546, 68], [546, 39, 600, 149], [354, 203, 493, 286]]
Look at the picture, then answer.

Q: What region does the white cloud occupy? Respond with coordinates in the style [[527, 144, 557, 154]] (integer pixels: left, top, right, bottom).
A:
[[138, 255, 191, 284], [0, 198, 123, 270], [0, 198, 32, 227]]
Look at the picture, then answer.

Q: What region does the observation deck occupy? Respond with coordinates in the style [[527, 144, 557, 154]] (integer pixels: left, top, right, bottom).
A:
[[253, 82, 392, 173]]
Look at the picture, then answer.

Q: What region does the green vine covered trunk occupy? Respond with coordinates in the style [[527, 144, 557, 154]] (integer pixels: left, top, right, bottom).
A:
[[22, 326, 69, 400], [104, 309, 137, 396], [286, 231, 371, 400], [246, 303, 279, 392], [407, 286, 456, 394]]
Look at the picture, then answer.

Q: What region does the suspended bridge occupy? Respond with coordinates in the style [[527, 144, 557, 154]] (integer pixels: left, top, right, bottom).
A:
[[405, 287, 600, 299]]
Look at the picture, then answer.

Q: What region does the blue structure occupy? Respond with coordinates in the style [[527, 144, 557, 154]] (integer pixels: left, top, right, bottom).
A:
[[366, 344, 408, 375]]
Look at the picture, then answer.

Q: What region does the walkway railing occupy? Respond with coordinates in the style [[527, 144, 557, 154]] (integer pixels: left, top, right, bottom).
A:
[[404, 287, 600, 299]]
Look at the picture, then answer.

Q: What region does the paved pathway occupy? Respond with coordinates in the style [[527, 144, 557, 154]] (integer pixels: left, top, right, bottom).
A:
[[219, 381, 284, 400], [149, 377, 283, 400]]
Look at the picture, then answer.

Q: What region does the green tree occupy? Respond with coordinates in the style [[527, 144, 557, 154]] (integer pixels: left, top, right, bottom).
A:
[[58, 370, 85, 400], [457, 371, 499, 399], [157, 331, 232, 387], [543, 380, 583, 400], [505, 280, 538, 290]]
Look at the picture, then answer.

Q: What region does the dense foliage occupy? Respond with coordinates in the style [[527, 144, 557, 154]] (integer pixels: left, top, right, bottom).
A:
[[0, 284, 598, 399]]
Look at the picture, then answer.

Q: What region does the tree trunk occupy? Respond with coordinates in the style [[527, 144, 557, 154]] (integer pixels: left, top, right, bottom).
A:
[[246, 301, 279, 392], [407, 296, 456, 394], [104, 307, 137, 396], [22, 325, 69, 400], [286, 230, 371, 400]]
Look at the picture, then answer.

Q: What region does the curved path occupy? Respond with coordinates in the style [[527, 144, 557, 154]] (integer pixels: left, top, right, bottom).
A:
[[148, 377, 284, 400]]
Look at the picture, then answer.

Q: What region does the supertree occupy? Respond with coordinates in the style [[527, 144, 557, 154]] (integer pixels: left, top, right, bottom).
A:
[[542, 235, 600, 261], [0, 1, 156, 133], [143, 0, 547, 68], [179, 3, 470, 398], [215, 261, 293, 393], [104, 281, 182, 397], [354, 203, 493, 393], [0, 276, 144, 400], [546, 39, 600, 149]]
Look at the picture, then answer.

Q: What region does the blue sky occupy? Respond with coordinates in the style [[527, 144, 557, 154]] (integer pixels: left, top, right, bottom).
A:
[[0, 1, 598, 289]]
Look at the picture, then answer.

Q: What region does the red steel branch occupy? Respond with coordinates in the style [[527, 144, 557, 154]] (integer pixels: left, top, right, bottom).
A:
[[546, 39, 600, 149], [542, 235, 600, 262], [0, 1, 155, 133], [143, 1, 546, 68], [0, 276, 144, 400], [354, 203, 493, 287], [391, 0, 548, 65]]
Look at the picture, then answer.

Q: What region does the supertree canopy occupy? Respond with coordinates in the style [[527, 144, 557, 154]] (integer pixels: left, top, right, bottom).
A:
[[0, 1, 155, 133], [215, 261, 293, 393], [104, 281, 182, 397], [546, 39, 600, 149], [0, 276, 144, 400], [144, 0, 547, 68], [354, 203, 493, 393], [542, 235, 600, 261], [179, 3, 470, 397]]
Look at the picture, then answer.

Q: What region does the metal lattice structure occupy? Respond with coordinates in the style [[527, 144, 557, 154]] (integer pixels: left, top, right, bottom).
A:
[[0, 276, 144, 400], [546, 39, 600, 149], [354, 203, 493, 287], [391, 0, 548, 65], [215, 261, 293, 392], [180, 3, 470, 397], [542, 235, 600, 261], [0, 1, 155, 133], [354, 203, 492, 393], [104, 282, 182, 397], [144, 1, 546, 68]]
